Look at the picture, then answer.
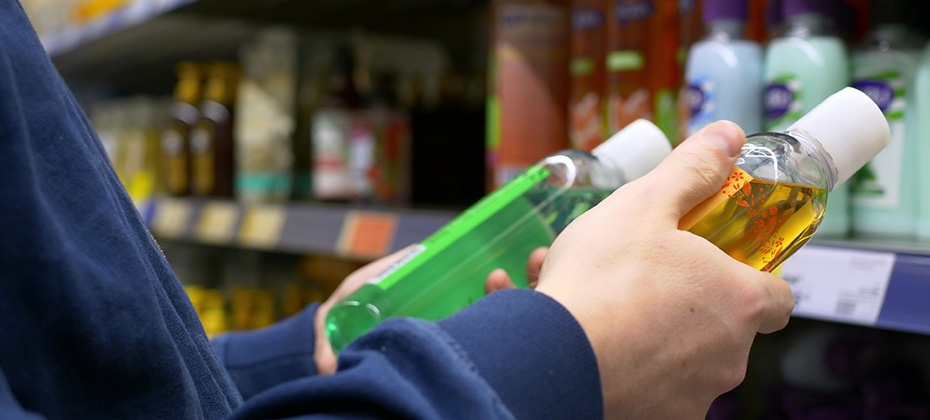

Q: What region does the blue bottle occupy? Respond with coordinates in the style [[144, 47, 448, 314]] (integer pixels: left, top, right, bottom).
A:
[[684, 0, 763, 137]]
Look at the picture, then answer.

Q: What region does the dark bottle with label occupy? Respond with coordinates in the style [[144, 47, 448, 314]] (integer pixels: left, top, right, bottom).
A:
[[191, 62, 241, 197], [162, 62, 204, 196]]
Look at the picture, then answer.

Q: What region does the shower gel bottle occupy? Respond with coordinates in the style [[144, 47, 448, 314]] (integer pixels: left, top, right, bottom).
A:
[[326, 120, 671, 352], [682, 88, 890, 272]]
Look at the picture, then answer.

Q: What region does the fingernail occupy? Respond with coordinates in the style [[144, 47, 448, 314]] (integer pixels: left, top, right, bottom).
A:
[[703, 122, 745, 158]]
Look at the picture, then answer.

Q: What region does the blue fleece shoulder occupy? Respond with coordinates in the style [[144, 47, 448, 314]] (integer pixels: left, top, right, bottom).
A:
[[437, 289, 604, 420], [212, 303, 321, 400]]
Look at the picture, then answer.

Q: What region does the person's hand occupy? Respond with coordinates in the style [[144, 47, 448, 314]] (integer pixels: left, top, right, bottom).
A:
[[535, 121, 795, 420], [313, 246, 549, 375]]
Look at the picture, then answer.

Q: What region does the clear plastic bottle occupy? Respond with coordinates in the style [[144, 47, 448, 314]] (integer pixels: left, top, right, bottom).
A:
[[326, 120, 671, 352], [681, 88, 890, 272]]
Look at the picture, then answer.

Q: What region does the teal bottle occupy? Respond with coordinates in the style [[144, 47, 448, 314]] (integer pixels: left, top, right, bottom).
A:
[[763, 0, 850, 237], [850, 0, 926, 238]]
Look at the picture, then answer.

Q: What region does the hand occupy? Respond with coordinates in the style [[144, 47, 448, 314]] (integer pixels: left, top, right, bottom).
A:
[[535, 121, 795, 419], [313, 246, 549, 375]]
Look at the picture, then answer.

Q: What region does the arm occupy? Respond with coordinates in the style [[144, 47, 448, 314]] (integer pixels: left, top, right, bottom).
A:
[[229, 290, 600, 420], [0, 369, 44, 420], [228, 122, 794, 420], [213, 247, 545, 400]]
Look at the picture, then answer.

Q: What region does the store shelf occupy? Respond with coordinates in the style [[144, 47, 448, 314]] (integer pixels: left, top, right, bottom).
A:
[[143, 195, 930, 335], [143, 196, 456, 260], [781, 239, 930, 337], [44, 0, 487, 89], [40, 0, 198, 58]]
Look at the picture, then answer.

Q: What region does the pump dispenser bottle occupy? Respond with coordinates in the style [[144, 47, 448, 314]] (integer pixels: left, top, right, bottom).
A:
[[326, 120, 671, 352], [682, 88, 891, 272]]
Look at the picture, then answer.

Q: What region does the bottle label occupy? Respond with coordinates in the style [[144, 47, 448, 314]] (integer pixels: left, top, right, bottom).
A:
[[368, 165, 552, 288], [613, 0, 654, 25], [764, 74, 803, 131], [684, 75, 713, 137], [851, 73, 906, 209]]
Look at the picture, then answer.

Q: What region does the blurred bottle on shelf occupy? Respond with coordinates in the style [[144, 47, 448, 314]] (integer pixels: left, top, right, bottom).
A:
[[676, 0, 704, 141], [850, 0, 927, 239], [90, 97, 169, 203], [916, 38, 930, 242], [763, 0, 850, 237], [568, 0, 607, 152], [648, 0, 682, 141], [605, 0, 654, 134], [683, 0, 763, 137], [488, 0, 570, 188], [123, 98, 165, 202], [162, 62, 204, 196], [313, 46, 359, 201], [410, 72, 486, 208], [235, 29, 299, 203], [191, 62, 241, 198], [293, 45, 333, 201]]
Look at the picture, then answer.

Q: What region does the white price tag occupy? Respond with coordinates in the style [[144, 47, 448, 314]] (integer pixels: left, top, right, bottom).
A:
[[780, 246, 896, 326]]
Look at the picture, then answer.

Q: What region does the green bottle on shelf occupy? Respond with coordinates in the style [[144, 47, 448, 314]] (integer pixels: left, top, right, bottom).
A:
[[326, 119, 672, 353]]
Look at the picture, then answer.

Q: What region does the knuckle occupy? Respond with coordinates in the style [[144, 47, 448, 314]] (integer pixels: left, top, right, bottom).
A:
[[717, 364, 748, 392]]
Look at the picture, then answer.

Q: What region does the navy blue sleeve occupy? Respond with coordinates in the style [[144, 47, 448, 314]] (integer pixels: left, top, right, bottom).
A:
[[229, 290, 603, 420], [0, 368, 45, 420], [0, 1, 242, 418], [212, 303, 321, 400]]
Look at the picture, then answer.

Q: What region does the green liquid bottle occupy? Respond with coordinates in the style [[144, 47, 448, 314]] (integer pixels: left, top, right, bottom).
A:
[[326, 120, 671, 353]]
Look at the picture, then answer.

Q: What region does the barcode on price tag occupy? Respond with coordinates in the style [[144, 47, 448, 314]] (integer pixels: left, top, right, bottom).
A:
[[780, 246, 896, 326]]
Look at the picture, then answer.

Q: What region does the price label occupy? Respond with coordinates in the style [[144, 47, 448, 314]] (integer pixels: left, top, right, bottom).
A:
[[238, 204, 286, 249], [196, 202, 239, 244], [152, 198, 192, 238], [338, 211, 398, 258], [780, 246, 896, 326]]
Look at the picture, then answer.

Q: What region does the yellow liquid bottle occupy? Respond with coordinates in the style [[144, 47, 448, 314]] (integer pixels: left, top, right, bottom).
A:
[[681, 88, 890, 272]]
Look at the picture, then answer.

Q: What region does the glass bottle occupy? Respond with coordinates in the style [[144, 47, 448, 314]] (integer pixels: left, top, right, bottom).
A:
[[162, 62, 204, 196], [191, 62, 241, 197]]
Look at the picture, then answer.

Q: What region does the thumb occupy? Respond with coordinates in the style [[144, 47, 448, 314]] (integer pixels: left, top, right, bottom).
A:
[[640, 121, 745, 225]]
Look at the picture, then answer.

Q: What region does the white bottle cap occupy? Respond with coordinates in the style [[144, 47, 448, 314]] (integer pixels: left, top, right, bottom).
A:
[[787, 87, 891, 190], [592, 119, 672, 182]]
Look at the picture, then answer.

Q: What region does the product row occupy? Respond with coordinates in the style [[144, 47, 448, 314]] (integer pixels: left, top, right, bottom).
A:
[[163, 243, 364, 336], [89, 29, 487, 207], [489, 0, 930, 240]]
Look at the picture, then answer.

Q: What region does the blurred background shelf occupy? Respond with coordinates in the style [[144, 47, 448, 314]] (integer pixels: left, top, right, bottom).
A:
[[43, 0, 488, 94], [144, 196, 456, 260]]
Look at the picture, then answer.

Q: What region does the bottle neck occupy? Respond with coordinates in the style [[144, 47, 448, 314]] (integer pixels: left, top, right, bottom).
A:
[[783, 13, 835, 38], [704, 19, 747, 42], [785, 128, 838, 191]]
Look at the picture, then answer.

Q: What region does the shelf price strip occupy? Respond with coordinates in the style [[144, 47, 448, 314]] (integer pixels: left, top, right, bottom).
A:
[[337, 211, 398, 258], [238, 204, 287, 249], [196, 202, 240, 244], [151, 197, 193, 238]]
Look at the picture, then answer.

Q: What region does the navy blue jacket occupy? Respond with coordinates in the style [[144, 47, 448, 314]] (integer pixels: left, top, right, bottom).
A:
[[0, 1, 602, 418]]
